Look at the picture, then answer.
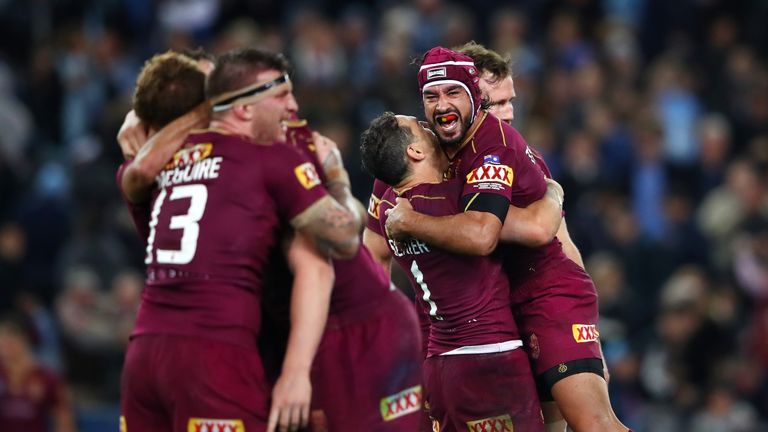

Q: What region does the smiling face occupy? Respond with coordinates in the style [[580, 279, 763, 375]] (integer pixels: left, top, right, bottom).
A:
[[422, 83, 474, 147], [247, 69, 299, 143], [479, 72, 516, 123]]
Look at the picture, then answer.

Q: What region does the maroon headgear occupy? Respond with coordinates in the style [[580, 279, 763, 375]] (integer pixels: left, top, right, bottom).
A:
[[417, 46, 482, 122]]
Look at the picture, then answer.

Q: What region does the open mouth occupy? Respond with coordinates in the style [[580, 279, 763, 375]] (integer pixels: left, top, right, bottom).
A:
[[435, 113, 459, 132]]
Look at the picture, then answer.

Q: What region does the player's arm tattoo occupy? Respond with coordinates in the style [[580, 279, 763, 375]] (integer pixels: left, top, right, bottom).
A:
[[291, 196, 360, 259], [321, 149, 367, 228]]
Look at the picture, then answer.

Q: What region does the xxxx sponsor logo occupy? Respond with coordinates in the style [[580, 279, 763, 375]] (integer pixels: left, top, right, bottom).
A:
[[294, 162, 322, 189], [187, 418, 244, 432], [380, 385, 422, 421], [466, 414, 514, 432], [466, 163, 513, 187], [166, 143, 213, 169], [120, 416, 126, 432], [367, 195, 381, 219], [572, 324, 600, 343]]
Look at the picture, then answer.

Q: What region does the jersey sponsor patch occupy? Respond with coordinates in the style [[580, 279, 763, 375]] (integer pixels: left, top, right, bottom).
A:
[[427, 67, 447, 80], [368, 194, 381, 219], [187, 418, 244, 432], [380, 385, 422, 421], [572, 324, 600, 343], [466, 414, 514, 432], [166, 143, 213, 170], [294, 162, 322, 190], [466, 163, 513, 187]]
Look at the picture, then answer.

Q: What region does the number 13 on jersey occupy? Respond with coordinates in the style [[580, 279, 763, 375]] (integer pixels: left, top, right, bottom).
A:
[[145, 184, 209, 265]]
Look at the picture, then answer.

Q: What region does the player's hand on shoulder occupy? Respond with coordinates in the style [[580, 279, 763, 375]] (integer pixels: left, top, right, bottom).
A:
[[385, 197, 414, 241], [117, 110, 148, 160], [267, 371, 312, 432]]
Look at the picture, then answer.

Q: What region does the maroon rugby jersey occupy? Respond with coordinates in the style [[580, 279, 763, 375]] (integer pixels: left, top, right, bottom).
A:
[[121, 130, 327, 348], [446, 111, 567, 277], [445, 111, 546, 207], [0, 365, 65, 432], [378, 179, 518, 357], [285, 120, 391, 315]]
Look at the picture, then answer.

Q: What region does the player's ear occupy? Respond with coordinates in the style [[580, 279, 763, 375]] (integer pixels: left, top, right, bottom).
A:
[[406, 143, 426, 162], [232, 103, 253, 121]]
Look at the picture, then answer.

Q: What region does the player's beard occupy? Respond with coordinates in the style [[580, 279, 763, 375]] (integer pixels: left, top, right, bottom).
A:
[[430, 110, 470, 148]]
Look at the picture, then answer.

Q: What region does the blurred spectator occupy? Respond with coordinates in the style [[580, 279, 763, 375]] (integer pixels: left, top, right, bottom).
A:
[[0, 312, 75, 432]]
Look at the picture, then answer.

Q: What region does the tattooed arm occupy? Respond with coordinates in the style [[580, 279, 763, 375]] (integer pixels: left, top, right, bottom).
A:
[[291, 196, 360, 259], [313, 132, 367, 229]]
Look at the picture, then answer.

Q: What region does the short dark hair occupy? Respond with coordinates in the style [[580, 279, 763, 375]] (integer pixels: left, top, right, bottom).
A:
[[454, 41, 511, 82], [360, 112, 414, 186], [206, 48, 291, 100], [133, 51, 206, 130]]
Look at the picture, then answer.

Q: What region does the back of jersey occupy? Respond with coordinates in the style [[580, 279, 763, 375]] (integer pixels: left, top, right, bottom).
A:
[[379, 180, 517, 356], [136, 130, 326, 348]]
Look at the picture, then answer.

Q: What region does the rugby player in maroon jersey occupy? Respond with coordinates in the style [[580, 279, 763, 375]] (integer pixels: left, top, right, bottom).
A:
[[383, 46, 629, 432], [115, 50, 361, 432], [361, 111, 545, 431], [282, 119, 422, 431]]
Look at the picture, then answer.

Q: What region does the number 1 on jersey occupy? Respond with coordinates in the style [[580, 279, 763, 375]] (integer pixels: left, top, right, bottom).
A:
[[411, 260, 442, 320]]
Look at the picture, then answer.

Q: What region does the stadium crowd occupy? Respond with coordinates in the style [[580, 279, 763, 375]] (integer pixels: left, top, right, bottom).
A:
[[0, 0, 766, 431]]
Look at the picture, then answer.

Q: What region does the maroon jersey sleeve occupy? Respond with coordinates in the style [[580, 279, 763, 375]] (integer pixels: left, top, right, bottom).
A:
[[263, 144, 329, 222], [116, 161, 152, 241], [507, 128, 548, 206], [285, 119, 328, 183], [365, 179, 389, 236]]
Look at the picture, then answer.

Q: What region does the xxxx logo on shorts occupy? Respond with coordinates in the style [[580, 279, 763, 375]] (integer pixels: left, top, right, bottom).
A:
[[293, 162, 322, 189], [187, 418, 244, 432], [466, 414, 514, 432], [380, 385, 422, 421], [572, 324, 600, 343]]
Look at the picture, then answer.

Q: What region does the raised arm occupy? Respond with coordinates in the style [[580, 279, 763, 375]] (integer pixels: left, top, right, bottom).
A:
[[313, 132, 367, 228], [120, 102, 210, 204], [499, 178, 564, 247], [268, 233, 334, 432]]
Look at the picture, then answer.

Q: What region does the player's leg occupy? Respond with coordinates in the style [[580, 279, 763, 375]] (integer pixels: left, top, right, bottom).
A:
[[120, 337, 171, 432], [542, 401, 566, 432], [516, 258, 629, 432], [168, 337, 271, 432], [550, 372, 625, 431]]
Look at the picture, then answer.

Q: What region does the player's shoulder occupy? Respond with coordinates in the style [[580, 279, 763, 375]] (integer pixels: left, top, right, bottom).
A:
[[470, 113, 520, 152]]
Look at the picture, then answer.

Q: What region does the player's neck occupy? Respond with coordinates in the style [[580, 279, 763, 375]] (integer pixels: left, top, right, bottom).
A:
[[209, 118, 253, 140], [395, 166, 442, 193]]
